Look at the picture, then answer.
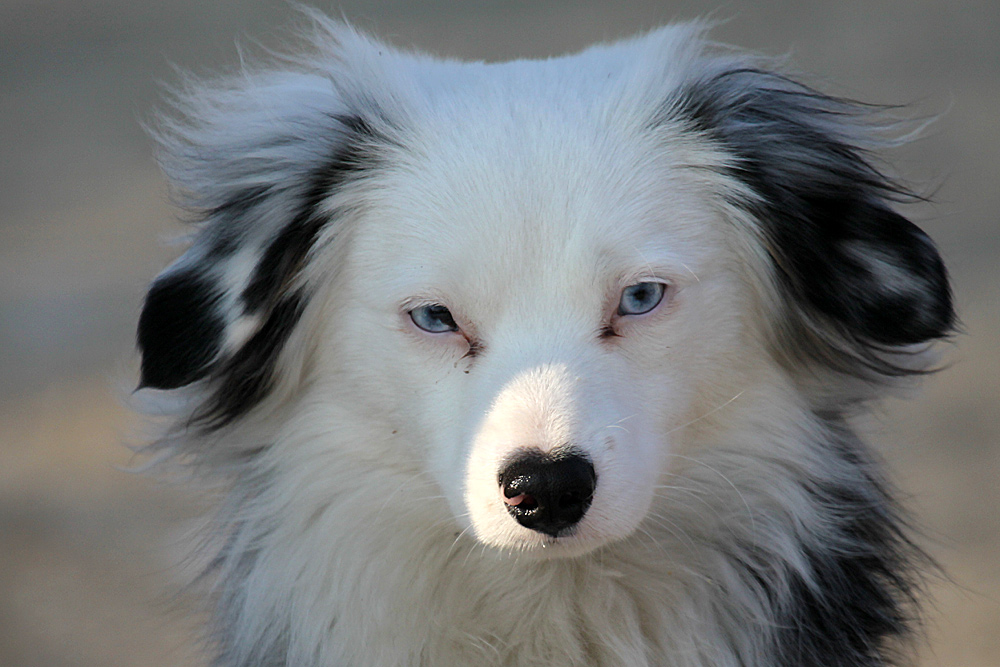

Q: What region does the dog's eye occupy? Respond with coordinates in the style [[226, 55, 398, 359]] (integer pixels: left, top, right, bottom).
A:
[[618, 282, 666, 316], [410, 304, 459, 333]]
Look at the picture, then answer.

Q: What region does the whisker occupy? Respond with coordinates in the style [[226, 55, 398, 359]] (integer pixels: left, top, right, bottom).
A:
[[446, 523, 475, 559], [662, 453, 758, 546], [642, 511, 700, 551], [600, 413, 639, 437], [680, 262, 701, 283], [663, 390, 745, 437], [372, 469, 436, 523]]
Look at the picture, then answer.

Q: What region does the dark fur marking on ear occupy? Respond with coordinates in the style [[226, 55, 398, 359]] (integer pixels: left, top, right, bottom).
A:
[[146, 114, 385, 427], [197, 291, 309, 427], [241, 213, 326, 314], [138, 270, 225, 389], [205, 185, 273, 258], [670, 68, 955, 371], [242, 114, 378, 314]]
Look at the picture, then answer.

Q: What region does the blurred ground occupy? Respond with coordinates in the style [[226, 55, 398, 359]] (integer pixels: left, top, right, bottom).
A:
[[1, 1, 997, 665]]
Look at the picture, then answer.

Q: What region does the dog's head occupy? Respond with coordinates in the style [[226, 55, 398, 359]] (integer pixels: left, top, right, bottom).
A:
[[138, 22, 953, 557]]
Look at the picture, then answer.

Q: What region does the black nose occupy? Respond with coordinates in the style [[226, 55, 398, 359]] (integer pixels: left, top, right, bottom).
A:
[[498, 450, 596, 537]]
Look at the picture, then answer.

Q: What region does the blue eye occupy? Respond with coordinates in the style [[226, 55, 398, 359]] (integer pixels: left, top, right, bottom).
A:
[[618, 282, 666, 316], [410, 304, 459, 333]]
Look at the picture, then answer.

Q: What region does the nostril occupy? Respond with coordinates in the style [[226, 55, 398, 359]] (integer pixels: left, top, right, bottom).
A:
[[503, 492, 538, 510], [497, 449, 596, 537]]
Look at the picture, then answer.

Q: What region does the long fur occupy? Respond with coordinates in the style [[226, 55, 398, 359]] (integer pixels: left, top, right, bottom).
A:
[[136, 16, 953, 667]]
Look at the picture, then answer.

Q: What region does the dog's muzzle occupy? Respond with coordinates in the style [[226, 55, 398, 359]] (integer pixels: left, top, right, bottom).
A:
[[498, 450, 596, 537]]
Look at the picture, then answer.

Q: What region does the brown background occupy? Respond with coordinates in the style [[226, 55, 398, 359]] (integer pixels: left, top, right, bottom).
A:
[[1, 1, 997, 665]]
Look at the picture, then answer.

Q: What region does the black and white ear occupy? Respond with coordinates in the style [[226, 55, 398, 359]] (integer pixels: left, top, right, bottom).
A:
[[138, 68, 385, 426], [672, 65, 954, 363]]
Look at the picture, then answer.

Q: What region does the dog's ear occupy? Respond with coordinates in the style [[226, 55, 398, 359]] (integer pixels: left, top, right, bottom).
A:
[[138, 71, 384, 425], [673, 66, 954, 356]]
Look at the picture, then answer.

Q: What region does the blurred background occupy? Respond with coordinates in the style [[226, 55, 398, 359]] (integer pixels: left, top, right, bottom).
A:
[[1, 1, 997, 665]]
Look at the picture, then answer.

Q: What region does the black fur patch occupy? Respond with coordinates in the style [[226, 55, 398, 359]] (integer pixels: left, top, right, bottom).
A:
[[198, 291, 308, 428], [671, 68, 954, 363], [138, 270, 225, 389], [242, 115, 377, 314], [138, 114, 382, 427], [768, 417, 921, 667]]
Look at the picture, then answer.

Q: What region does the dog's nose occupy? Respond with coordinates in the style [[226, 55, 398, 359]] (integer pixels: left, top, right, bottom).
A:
[[498, 451, 596, 537]]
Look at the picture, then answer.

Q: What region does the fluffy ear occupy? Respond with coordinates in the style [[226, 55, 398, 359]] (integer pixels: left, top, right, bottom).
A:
[[138, 68, 385, 426], [672, 65, 954, 368]]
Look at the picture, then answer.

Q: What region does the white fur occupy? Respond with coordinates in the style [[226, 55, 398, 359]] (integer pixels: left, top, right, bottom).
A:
[[138, 17, 945, 667]]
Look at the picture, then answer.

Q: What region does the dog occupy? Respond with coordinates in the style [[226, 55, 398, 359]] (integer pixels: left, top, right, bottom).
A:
[[136, 14, 954, 667]]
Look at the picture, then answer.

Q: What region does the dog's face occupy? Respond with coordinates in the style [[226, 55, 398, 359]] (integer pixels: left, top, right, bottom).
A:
[[137, 25, 954, 561], [333, 119, 749, 555]]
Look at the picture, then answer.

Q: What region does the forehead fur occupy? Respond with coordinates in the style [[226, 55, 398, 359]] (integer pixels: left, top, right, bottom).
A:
[[348, 122, 728, 304], [330, 25, 735, 300]]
